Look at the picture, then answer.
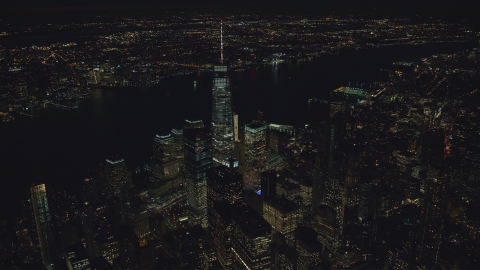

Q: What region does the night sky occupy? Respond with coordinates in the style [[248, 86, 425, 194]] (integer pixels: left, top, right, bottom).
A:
[[1, 0, 479, 22]]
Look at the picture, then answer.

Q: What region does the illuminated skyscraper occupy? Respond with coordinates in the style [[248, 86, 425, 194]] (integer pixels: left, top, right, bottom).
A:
[[149, 130, 185, 198], [184, 127, 212, 228], [101, 236, 120, 265], [263, 196, 300, 237], [30, 183, 56, 268], [231, 204, 272, 269], [170, 129, 184, 165], [104, 157, 131, 197], [151, 131, 183, 181], [212, 21, 234, 166], [244, 121, 267, 190], [184, 119, 204, 130]]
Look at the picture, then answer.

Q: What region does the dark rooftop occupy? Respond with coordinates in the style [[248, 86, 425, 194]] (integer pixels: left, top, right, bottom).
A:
[[232, 203, 271, 239]]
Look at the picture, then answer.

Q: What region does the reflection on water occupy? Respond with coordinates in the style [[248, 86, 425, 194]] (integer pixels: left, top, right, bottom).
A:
[[90, 88, 104, 103], [272, 62, 280, 86], [89, 88, 106, 117]]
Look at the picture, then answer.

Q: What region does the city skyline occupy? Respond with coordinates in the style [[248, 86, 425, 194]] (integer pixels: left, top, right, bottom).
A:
[[1, 9, 480, 270]]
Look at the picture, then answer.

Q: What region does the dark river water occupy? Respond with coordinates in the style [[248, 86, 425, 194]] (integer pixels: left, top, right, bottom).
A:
[[0, 41, 476, 217]]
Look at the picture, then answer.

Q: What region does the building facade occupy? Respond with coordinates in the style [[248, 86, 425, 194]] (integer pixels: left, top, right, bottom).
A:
[[184, 127, 212, 228], [263, 197, 300, 236], [206, 165, 243, 269], [30, 183, 56, 268], [244, 121, 267, 190], [104, 157, 131, 198], [231, 204, 272, 269], [151, 131, 183, 181], [211, 64, 234, 166]]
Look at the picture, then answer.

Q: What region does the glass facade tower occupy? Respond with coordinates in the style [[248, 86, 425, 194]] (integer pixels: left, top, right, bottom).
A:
[[184, 127, 212, 228], [30, 183, 56, 268], [212, 64, 234, 166]]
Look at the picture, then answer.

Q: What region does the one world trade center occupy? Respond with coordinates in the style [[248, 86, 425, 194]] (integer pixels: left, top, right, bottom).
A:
[[212, 20, 234, 166]]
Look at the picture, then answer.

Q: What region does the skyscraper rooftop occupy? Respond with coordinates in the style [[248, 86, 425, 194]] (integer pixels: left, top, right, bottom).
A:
[[245, 121, 267, 133]]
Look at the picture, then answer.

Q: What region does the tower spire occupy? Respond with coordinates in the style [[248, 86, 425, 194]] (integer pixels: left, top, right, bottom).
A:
[[220, 20, 224, 64]]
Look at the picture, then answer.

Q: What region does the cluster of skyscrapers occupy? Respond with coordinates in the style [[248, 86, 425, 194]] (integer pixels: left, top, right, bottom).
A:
[[26, 24, 480, 270]]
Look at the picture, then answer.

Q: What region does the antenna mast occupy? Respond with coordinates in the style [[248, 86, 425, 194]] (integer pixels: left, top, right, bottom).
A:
[[220, 20, 224, 64]]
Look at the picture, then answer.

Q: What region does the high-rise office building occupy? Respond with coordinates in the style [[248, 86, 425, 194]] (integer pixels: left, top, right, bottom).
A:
[[104, 157, 131, 197], [244, 121, 267, 190], [185, 119, 204, 130], [129, 210, 151, 246], [231, 204, 272, 269], [151, 132, 183, 181], [313, 204, 342, 251], [184, 127, 212, 228], [212, 22, 234, 166], [357, 177, 371, 221], [206, 165, 243, 269], [207, 165, 243, 207], [170, 128, 184, 166], [222, 157, 239, 169], [311, 105, 347, 253], [65, 245, 90, 270], [81, 214, 101, 261], [272, 243, 296, 270], [104, 158, 132, 230], [261, 170, 277, 199], [265, 150, 286, 172], [208, 205, 234, 269], [269, 132, 279, 152], [101, 236, 120, 265], [179, 226, 211, 269], [212, 63, 234, 166], [263, 196, 300, 236], [30, 183, 56, 268], [295, 226, 323, 270], [149, 130, 185, 198]]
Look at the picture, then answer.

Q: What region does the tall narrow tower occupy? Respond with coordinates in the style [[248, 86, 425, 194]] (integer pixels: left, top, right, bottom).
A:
[[244, 121, 267, 190], [31, 183, 56, 268], [212, 20, 234, 166], [220, 20, 224, 64], [184, 124, 212, 228]]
